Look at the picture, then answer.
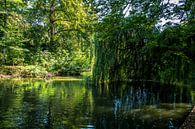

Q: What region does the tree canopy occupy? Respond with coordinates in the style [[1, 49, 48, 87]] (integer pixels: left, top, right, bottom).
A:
[[92, 0, 195, 85], [0, 0, 194, 84]]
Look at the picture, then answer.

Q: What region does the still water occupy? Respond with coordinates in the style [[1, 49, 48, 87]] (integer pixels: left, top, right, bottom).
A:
[[0, 79, 194, 129]]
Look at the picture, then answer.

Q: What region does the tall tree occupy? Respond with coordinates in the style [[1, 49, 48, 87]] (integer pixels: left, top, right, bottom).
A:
[[0, 0, 27, 65], [92, 0, 194, 85], [25, 0, 93, 51]]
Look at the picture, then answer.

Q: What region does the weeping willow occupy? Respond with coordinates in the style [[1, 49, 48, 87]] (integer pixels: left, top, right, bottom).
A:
[[92, 14, 194, 85]]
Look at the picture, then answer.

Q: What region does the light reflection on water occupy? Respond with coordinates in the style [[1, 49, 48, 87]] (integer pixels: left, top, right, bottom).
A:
[[0, 79, 194, 129]]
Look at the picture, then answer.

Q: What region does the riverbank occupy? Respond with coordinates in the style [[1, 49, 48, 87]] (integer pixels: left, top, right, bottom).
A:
[[0, 66, 91, 79], [180, 106, 195, 129], [0, 74, 11, 79], [0, 66, 48, 78], [0, 76, 84, 82]]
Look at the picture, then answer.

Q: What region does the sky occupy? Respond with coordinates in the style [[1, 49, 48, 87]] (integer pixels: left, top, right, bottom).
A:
[[167, 0, 180, 4], [160, 0, 183, 26], [123, 0, 182, 28]]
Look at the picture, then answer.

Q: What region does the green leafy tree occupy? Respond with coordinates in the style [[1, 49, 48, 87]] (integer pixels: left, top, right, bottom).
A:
[[0, 0, 27, 65], [92, 0, 195, 85]]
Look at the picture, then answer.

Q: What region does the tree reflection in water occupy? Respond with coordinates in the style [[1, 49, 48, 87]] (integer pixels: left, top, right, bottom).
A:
[[0, 80, 193, 129], [92, 81, 193, 129]]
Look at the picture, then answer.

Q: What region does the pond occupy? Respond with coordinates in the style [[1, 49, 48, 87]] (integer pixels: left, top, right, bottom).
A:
[[0, 79, 194, 129]]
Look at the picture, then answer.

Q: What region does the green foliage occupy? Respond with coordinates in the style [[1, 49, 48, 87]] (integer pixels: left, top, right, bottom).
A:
[[28, 49, 90, 76], [20, 65, 48, 78], [0, 65, 48, 78], [0, 0, 194, 84], [92, 0, 195, 85], [0, 0, 94, 76], [0, 0, 28, 66]]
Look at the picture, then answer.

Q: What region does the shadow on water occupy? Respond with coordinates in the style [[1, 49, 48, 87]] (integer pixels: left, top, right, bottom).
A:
[[92, 81, 193, 129], [0, 79, 194, 129]]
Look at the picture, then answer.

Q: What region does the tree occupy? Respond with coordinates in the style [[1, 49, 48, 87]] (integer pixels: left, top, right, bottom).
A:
[[22, 0, 95, 74], [0, 0, 27, 65], [92, 0, 195, 85]]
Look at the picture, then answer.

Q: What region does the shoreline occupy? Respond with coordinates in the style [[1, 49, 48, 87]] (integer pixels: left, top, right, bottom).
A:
[[0, 74, 84, 81]]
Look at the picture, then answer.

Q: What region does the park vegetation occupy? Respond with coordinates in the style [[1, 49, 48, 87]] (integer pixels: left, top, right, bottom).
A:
[[0, 0, 194, 85]]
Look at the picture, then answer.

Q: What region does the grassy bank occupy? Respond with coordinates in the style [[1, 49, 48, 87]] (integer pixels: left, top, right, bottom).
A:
[[0, 66, 92, 81], [0, 65, 48, 78]]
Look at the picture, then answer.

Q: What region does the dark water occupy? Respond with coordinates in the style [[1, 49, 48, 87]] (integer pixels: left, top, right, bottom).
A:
[[0, 79, 194, 129]]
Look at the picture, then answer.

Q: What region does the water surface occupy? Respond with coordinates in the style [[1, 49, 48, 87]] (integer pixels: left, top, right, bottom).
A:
[[0, 79, 194, 129]]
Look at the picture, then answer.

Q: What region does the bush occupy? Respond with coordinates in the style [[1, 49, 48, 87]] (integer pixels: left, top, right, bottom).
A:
[[0, 65, 48, 78], [20, 65, 48, 78], [29, 49, 91, 76]]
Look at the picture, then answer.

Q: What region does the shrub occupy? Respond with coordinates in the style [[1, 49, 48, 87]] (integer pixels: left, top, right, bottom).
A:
[[0, 65, 48, 78]]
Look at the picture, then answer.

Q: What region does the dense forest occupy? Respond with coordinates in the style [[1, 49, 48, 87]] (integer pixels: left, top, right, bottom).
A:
[[0, 0, 195, 85]]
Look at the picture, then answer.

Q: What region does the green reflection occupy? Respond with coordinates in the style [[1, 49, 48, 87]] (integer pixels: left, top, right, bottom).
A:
[[0, 80, 194, 129], [0, 80, 94, 129]]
